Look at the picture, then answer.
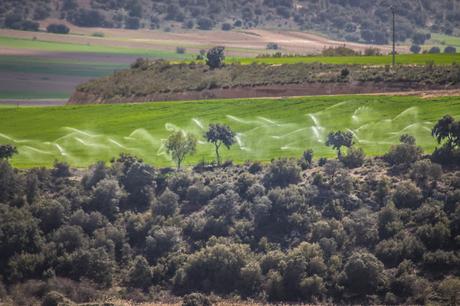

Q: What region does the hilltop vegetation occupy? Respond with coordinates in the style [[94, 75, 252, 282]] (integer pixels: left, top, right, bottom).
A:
[[70, 59, 460, 104], [0, 115, 459, 305], [1, 0, 459, 45]]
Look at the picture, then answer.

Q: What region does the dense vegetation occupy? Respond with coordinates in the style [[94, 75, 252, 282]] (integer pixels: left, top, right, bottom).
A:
[[71, 59, 460, 103], [0, 115, 459, 305], [1, 0, 459, 45]]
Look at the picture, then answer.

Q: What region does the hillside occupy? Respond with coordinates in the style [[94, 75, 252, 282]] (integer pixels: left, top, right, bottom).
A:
[[1, 0, 459, 45], [1, 131, 460, 304], [69, 60, 460, 104]]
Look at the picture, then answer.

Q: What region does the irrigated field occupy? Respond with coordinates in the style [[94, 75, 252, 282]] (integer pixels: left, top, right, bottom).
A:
[[231, 53, 460, 65], [1, 95, 459, 168]]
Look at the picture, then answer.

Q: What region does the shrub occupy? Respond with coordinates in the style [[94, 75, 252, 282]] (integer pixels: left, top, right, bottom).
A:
[[393, 181, 423, 209], [91, 32, 105, 37], [340, 251, 386, 296], [263, 158, 301, 188], [364, 47, 381, 56], [125, 256, 152, 290], [444, 46, 457, 54], [267, 42, 280, 50], [182, 293, 212, 306], [384, 143, 422, 166], [221, 23, 232, 31], [52, 161, 71, 177], [46, 23, 70, 34], [42, 291, 70, 306], [410, 44, 421, 54], [175, 242, 250, 294], [197, 18, 214, 30], [205, 47, 225, 69], [321, 46, 358, 56], [176, 47, 187, 54], [0, 144, 18, 160], [340, 146, 365, 168], [428, 46, 441, 54]]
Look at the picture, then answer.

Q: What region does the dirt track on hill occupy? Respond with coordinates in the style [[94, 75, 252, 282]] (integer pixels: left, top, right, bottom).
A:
[[2, 88, 459, 107]]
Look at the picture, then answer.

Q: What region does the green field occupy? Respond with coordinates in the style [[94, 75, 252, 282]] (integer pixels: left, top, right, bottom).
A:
[[229, 53, 460, 65], [0, 36, 191, 59], [428, 33, 460, 49], [1, 95, 459, 168]]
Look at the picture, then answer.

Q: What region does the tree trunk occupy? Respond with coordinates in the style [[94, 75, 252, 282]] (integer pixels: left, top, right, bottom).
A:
[[215, 144, 221, 166]]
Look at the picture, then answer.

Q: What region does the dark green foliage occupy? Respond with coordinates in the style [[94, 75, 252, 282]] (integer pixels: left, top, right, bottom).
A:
[[340, 146, 365, 168], [182, 293, 212, 306], [431, 115, 460, 164], [73, 62, 460, 104], [0, 144, 17, 160], [67, 9, 107, 27], [204, 123, 235, 165], [175, 242, 249, 294], [0, 123, 458, 304], [410, 44, 422, 54], [0, 0, 456, 47], [263, 158, 301, 188], [125, 256, 152, 290], [393, 181, 423, 209], [46, 24, 70, 34], [340, 251, 386, 296], [206, 47, 225, 69], [153, 188, 179, 217], [429, 47, 441, 54], [325, 131, 353, 158], [444, 46, 457, 54], [384, 135, 422, 166], [42, 291, 69, 306]]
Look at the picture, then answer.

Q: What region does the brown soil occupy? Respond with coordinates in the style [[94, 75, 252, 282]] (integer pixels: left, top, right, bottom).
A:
[[68, 82, 460, 105]]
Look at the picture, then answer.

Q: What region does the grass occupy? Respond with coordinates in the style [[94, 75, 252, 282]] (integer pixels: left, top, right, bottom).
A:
[[0, 36, 191, 59], [228, 53, 460, 65], [0, 91, 69, 100], [428, 33, 460, 49], [1, 95, 459, 168], [0, 55, 128, 77]]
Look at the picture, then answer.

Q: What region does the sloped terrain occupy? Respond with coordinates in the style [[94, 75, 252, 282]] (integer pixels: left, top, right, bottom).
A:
[[69, 60, 460, 104], [1, 0, 459, 45]]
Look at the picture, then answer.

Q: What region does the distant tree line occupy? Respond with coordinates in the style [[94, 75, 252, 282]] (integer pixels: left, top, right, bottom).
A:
[[1, 0, 459, 47]]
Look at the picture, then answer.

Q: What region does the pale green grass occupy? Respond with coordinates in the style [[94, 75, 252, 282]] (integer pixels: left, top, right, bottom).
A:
[[428, 33, 460, 49], [228, 53, 460, 65], [0, 36, 191, 59], [1, 95, 459, 168]]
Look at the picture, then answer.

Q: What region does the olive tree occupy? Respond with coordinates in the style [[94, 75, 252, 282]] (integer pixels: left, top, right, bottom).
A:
[[206, 46, 225, 69], [325, 131, 353, 158], [204, 123, 235, 165], [165, 131, 197, 169]]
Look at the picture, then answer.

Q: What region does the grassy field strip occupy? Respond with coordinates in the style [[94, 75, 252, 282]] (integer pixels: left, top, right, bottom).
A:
[[428, 33, 460, 49], [0, 36, 190, 59], [0, 95, 459, 168], [0, 56, 128, 77], [229, 53, 460, 65]]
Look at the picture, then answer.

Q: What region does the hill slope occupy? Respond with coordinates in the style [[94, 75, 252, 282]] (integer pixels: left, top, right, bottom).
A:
[[1, 0, 459, 45]]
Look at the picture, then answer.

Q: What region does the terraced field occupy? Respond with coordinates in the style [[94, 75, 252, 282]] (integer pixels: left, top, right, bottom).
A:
[[1, 94, 459, 168]]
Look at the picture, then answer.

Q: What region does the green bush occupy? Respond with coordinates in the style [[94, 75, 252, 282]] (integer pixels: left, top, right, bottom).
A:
[[46, 23, 70, 34]]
